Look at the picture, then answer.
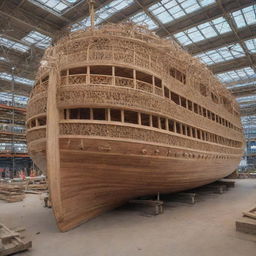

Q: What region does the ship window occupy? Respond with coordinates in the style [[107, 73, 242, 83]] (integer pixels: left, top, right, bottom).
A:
[[207, 110, 211, 119], [154, 77, 162, 88], [42, 76, 49, 82], [200, 84, 207, 97], [164, 86, 170, 98], [141, 113, 150, 126], [93, 108, 106, 120], [211, 93, 219, 104], [70, 109, 79, 119], [69, 67, 86, 75], [152, 115, 158, 128], [202, 107, 206, 117], [110, 109, 121, 122], [80, 108, 90, 119], [90, 66, 112, 75], [194, 103, 198, 114], [168, 119, 175, 132], [124, 110, 138, 124], [192, 128, 196, 138], [187, 126, 191, 137], [60, 70, 67, 76], [212, 113, 215, 121], [202, 131, 205, 140], [180, 97, 186, 108], [169, 67, 186, 84], [160, 117, 166, 130], [38, 117, 46, 126], [187, 100, 192, 111], [115, 67, 133, 78], [136, 71, 152, 84], [171, 92, 180, 105], [31, 119, 36, 128], [182, 124, 186, 135], [176, 122, 181, 134], [197, 130, 201, 139], [198, 106, 202, 116]]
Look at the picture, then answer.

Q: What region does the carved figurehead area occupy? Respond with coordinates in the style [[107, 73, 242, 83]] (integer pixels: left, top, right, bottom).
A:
[[26, 23, 244, 231]]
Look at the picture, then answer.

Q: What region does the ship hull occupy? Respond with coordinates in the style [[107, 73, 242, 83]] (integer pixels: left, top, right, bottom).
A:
[[30, 137, 239, 231]]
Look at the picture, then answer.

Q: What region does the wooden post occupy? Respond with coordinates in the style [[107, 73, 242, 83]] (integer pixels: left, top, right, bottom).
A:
[[138, 112, 141, 125], [133, 69, 136, 89], [46, 54, 64, 223], [112, 66, 115, 86]]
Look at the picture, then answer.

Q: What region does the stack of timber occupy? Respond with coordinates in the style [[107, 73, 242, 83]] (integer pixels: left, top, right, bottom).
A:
[[0, 223, 32, 256], [236, 207, 256, 235], [26, 177, 48, 193], [0, 183, 25, 203]]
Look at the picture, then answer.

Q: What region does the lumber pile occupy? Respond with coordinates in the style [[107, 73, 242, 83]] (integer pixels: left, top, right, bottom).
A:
[[25, 176, 48, 193], [236, 207, 256, 235], [0, 183, 25, 203], [0, 223, 32, 256]]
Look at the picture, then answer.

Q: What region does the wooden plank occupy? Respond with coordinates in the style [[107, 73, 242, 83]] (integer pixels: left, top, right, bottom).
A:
[[0, 223, 32, 256]]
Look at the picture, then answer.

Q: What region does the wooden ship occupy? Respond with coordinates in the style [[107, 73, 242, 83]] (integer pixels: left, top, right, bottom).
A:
[[26, 5, 244, 232]]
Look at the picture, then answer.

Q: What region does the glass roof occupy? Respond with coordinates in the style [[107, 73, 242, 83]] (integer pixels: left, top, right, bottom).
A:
[[22, 31, 52, 49], [231, 4, 256, 29], [0, 56, 8, 62], [217, 67, 255, 83], [71, 17, 91, 32], [29, 0, 81, 14], [0, 72, 34, 86], [244, 38, 256, 53], [0, 92, 28, 105], [227, 80, 256, 89], [129, 11, 158, 30], [237, 95, 256, 103], [0, 37, 29, 53], [148, 0, 215, 24], [95, 0, 134, 24], [71, 0, 134, 31], [174, 17, 231, 46], [195, 43, 245, 65]]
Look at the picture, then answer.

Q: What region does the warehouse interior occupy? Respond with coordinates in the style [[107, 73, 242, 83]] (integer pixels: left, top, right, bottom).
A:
[[0, 0, 256, 255]]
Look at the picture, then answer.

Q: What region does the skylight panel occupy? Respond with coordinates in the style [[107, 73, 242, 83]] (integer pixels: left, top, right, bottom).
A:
[[0, 92, 28, 105], [0, 56, 8, 62], [0, 72, 34, 86], [29, 0, 80, 14], [22, 31, 52, 49], [244, 38, 256, 53], [0, 37, 29, 53], [71, 18, 91, 32], [227, 80, 256, 89], [95, 0, 134, 24], [174, 17, 231, 46], [195, 43, 245, 65], [216, 67, 255, 83], [71, 0, 134, 31], [129, 11, 158, 30], [231, 4, 256, 28], [148, 0, 215, 24], [237, 95, 256, 103]]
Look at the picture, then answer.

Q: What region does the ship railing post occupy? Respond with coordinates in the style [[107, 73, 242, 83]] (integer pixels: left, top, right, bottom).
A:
[[112, 66, 115, 86]]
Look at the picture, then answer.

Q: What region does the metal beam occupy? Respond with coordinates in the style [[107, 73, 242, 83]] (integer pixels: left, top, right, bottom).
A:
[[210, 54, 256, 74], [0, 2, 61, 38], [155, 0, 253, 37], [187, 24, 256, 55]]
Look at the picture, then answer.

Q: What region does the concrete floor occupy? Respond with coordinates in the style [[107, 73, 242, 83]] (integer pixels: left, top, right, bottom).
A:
[[1, 179, 256, 256]]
